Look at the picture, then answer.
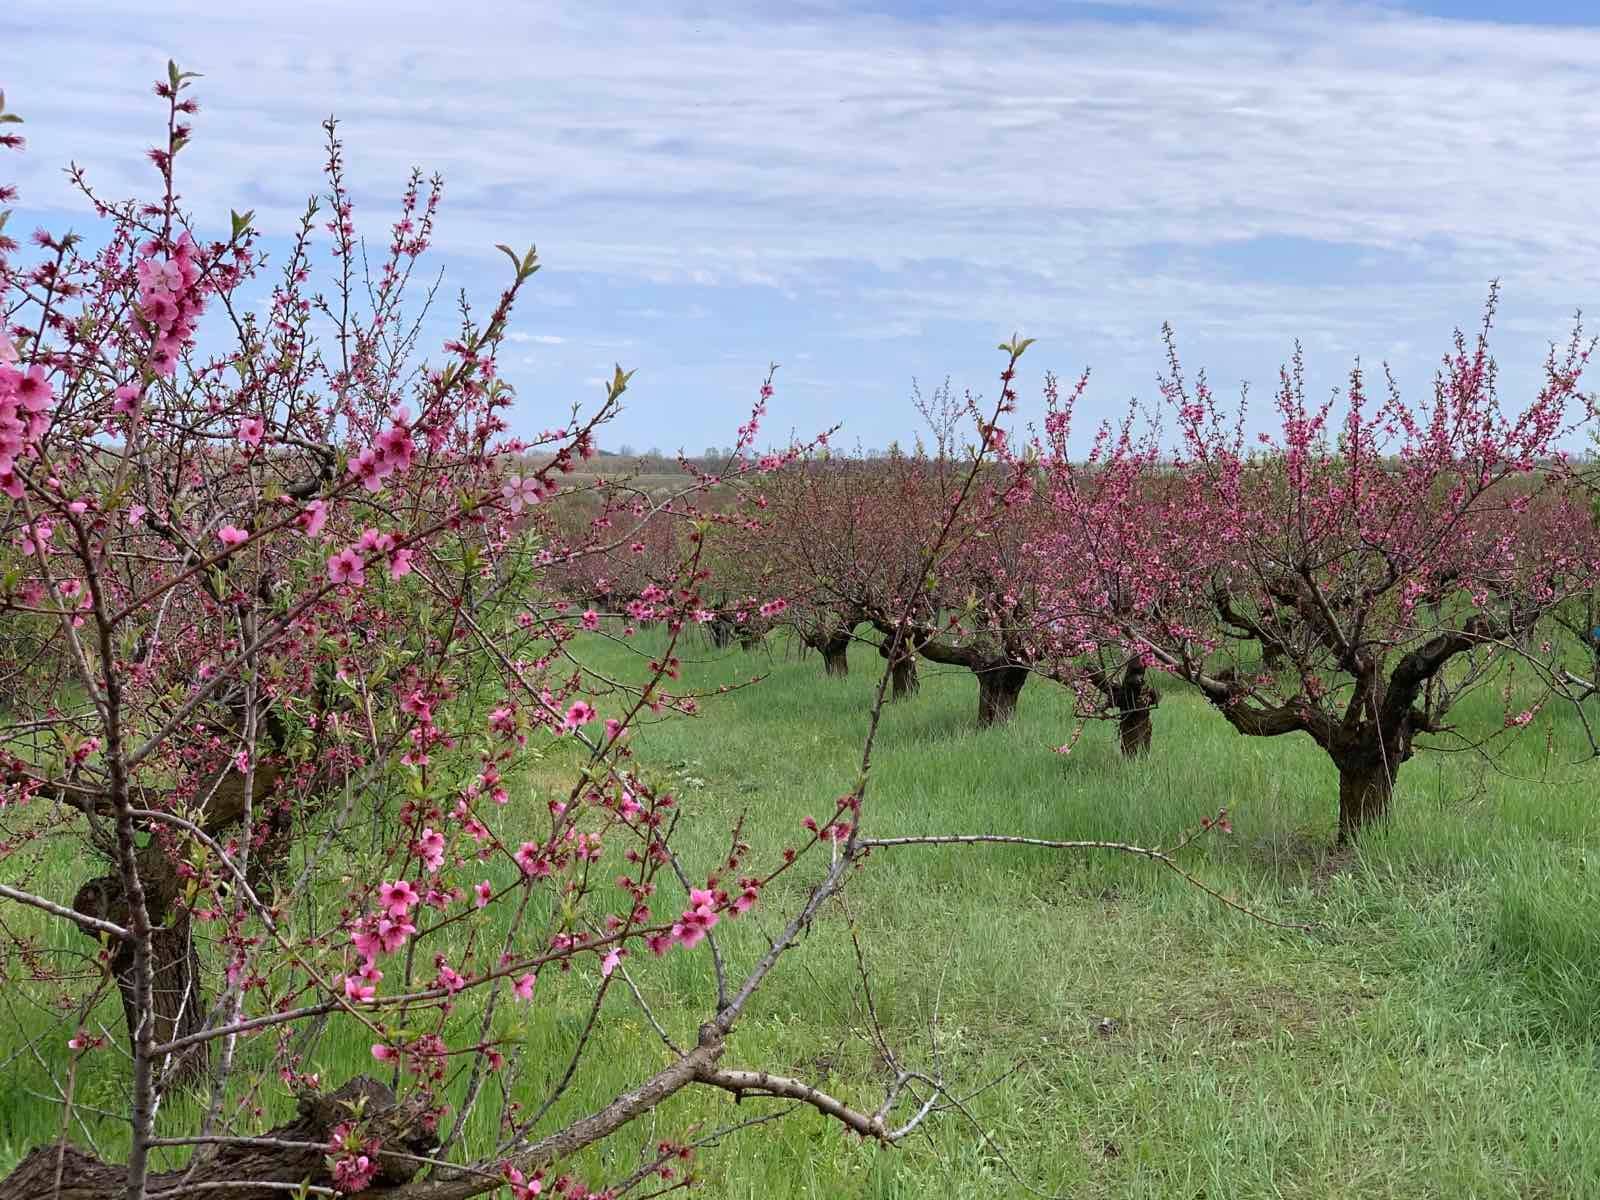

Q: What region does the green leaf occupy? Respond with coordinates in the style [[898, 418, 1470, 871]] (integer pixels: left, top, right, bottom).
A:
[[495, 244, 522, 273], [230, 209, 255, 240]]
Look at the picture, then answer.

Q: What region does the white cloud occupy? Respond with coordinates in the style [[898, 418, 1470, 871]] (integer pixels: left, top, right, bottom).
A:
[[10, 1, 1596, 313], [7, 0, 1598, 446]]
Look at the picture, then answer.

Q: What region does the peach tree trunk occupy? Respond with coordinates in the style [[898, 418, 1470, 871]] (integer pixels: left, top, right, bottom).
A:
[[976, 665, 1028, 727]]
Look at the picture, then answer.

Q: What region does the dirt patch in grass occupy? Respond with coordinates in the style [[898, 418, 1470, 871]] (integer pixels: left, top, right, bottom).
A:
[[1307, 845, 1359, 893], [1137, 980, 1364, 1061]]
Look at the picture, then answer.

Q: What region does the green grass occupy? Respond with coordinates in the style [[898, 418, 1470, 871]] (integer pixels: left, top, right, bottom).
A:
[[4, 629, 1600, 1197]]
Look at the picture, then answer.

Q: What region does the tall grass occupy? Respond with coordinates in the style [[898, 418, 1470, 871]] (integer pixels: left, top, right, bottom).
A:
[[3, 627, 1599, 1197]]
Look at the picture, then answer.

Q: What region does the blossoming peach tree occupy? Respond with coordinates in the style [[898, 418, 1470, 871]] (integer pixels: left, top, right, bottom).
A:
[[0, 67, 858, 1199], [1034, 304, 1600, 842]]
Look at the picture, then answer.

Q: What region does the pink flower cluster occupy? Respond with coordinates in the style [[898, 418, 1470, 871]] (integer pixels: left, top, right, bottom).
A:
[[327, 1121, 380, 1194], [647, 882, 758, 954], [134, 233, 204, 377], [350, 410, 417, 493], [349, 879, 422, 985], [502, 1164, 544, 1198], [327, 528, 414, 587], [0, 361, 51, 498]]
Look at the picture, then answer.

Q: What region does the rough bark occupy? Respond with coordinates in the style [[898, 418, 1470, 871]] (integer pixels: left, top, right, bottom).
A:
[[976, 665, 1028, 727], [2, 1077, 435, 1200], [1336, 759, 1395, 845], [1117, 704, 1153, 757], [881, 644, 919, 699], [72, 876, 209, 1082], [819, 631, 851, 677], [1107, 663, 1157, 758]]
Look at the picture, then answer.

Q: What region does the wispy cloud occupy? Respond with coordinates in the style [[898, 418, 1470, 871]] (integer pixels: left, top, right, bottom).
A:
[[8, 0, 1599, 449]]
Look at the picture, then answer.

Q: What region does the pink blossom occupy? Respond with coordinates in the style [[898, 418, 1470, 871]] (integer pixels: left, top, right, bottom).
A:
[[378, 879, 419, 918], [18, 519, 51, 556], [331, 1154, 376, 1193], [580, 609, 600, 631], [236, 416, 264, 448], [501, 473, 543, 513], [671, 887, 722, 949], [217, 525, 248, 549], [327, 546, 365, 586], [435, 960, 467, 994], [514, 841, 542, 876], [297, 499, 328, 538], [600, 948, 622, 978], [512, 972, 537, 1000], [562, 701, 596, 731], [475, 880, 492, 908], [351, 925, 382, 961], [415, 827, 445, 873], [376, 917, 415, 954], [371, 1043, 397, 1062], [503, 1164, 543, 1199]]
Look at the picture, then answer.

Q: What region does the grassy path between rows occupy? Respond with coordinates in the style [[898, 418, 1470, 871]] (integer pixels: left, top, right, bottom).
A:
[[4, 629, 1600, 1197]]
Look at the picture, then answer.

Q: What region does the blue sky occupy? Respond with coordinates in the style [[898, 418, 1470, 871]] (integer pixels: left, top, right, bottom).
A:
[[7, 0, 1600, 453]]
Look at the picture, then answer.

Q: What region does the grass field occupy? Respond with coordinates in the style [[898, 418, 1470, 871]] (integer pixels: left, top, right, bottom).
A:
[[4, 629, 1600, 1197]]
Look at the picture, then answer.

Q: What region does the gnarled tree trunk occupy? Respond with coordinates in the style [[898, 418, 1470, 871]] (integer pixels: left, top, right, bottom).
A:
[[73, 876, 209, 1083], [879, 640, 919, 700], [1335, 758, 1396, 845], [3, 1077, 435, 1200], [818, 631, 851, 676], [976, 665, 1028, 727], [1108, 663, 1157, 758]]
